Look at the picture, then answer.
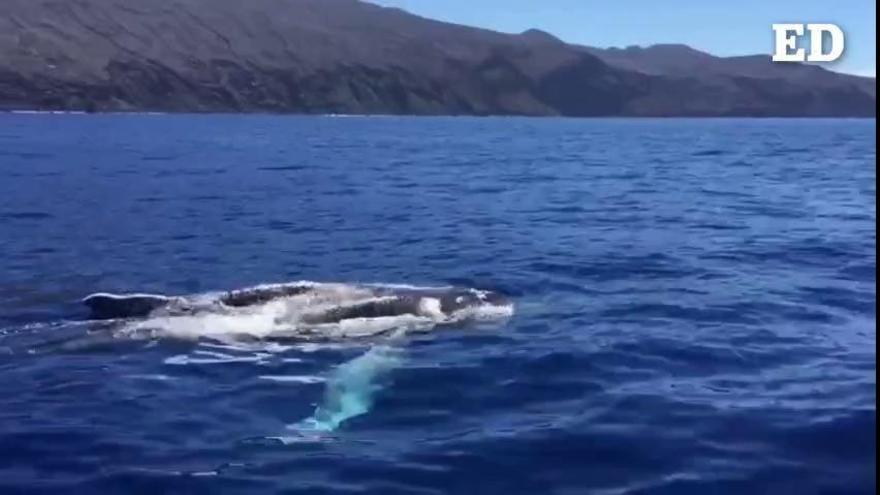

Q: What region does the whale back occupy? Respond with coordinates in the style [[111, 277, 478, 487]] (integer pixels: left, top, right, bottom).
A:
[[81, 283, 513, 331], [219, 284, 314, 307]]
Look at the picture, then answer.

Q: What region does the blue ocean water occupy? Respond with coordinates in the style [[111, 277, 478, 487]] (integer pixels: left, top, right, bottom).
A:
[[0, 115, 875, 494]]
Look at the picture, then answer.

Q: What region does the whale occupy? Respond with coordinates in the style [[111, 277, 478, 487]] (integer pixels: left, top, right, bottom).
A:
[[81, 281, 514, 435], [82, 282, 512, 334]]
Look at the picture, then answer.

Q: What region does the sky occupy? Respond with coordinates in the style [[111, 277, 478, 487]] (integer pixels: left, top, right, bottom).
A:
[[371, 0, 876, 77]]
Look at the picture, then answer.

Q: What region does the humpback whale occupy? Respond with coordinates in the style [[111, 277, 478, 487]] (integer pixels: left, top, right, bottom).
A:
[[81, 281, 514, 435], [82, 282, 513, 340]]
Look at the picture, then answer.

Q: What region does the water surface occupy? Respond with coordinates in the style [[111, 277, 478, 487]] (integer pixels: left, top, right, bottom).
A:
[[0, 115, 875, 494]]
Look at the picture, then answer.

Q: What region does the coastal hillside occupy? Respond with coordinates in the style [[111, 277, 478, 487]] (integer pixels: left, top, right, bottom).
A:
[[0, 0, 875, 116]]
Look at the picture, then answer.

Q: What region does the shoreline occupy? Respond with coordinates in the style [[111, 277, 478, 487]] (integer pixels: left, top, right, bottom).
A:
[[1, 109, 876, 119]]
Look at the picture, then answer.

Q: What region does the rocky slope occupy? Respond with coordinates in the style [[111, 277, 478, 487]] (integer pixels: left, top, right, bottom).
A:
[[0, 0, 875, 116]]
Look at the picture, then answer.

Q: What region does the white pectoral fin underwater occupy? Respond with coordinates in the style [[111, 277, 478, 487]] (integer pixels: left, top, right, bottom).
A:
[[292, 345, 404, 435]]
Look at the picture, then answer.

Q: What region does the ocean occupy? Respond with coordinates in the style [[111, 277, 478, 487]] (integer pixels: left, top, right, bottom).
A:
[[0, 115, 875, 494]]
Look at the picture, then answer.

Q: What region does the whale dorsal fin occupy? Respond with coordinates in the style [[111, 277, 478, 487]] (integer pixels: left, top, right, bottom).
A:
[[83, 293, 172, 319]]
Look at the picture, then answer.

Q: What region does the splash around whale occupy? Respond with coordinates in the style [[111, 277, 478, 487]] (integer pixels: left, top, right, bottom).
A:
[[82, 281, 514, 342]]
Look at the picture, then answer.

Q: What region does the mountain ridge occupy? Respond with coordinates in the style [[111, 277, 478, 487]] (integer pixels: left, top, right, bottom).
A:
[[0, 0, 874, 116]]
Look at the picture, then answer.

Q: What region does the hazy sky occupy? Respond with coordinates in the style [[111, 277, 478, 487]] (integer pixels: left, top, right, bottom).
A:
[[371, 0, 876, 77]]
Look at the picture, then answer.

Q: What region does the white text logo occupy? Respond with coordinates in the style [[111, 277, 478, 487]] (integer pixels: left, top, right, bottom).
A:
[[772, 23, 845, 62]]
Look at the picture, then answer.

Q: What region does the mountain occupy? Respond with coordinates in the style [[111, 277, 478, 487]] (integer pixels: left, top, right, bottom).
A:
[[581, 44, 875, 116], [583, 44, 875, 92], [0, 0, 875, 116]]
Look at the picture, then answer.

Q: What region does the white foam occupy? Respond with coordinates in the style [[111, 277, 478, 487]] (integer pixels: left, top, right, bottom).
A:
[[293, 342, 353, 353], [164, 352, 269, 365], [309, 314, 438, 339], [450, 302, 516, 321], [9, 110, 86, 115], [418, 297, 445, 320], [259, 375, 325, 384], [124, 374, 175, 381], [120, 306, 290, 342], [363, 282, 454, 291]]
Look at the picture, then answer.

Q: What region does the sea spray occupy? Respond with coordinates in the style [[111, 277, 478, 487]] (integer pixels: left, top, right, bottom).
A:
[[293, 345, 403, 433]]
